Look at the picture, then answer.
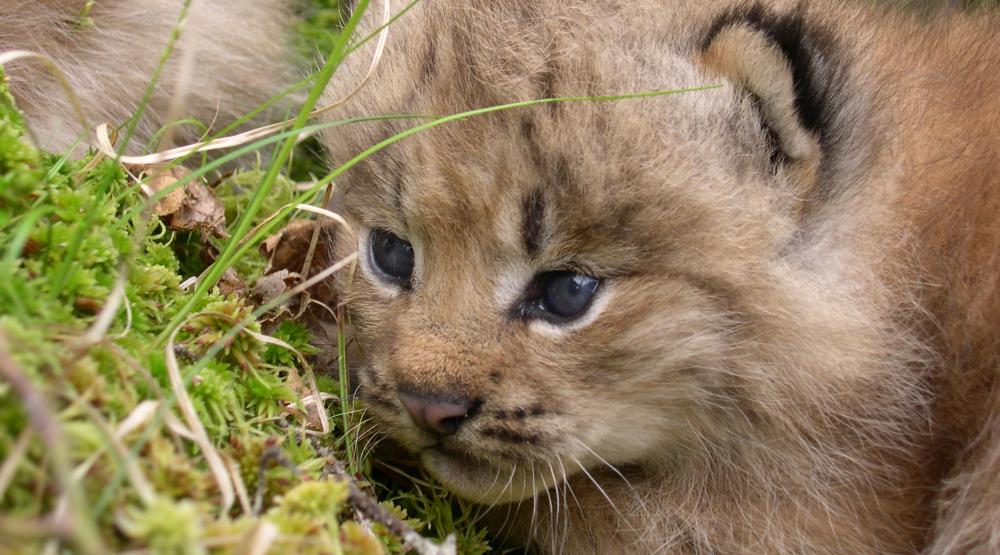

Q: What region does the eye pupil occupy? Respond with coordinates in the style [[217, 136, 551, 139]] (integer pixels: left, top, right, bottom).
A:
[[370, 229, 415, 285], [538, 271, 600, 320]]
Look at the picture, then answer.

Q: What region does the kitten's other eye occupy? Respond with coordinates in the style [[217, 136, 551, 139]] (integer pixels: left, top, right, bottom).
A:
[[370, 229, 414, 286], [534, 271, 601, 320]]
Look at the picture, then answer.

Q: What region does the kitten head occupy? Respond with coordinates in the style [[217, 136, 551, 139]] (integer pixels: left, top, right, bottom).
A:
[[320, 0, 907, 503]]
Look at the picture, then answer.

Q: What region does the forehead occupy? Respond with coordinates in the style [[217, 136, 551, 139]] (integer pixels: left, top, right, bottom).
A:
[[332, 1, 752, 264], [344, 104, 654, 258]]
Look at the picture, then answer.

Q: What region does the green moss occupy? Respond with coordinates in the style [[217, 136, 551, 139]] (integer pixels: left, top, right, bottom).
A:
[[118, 497, 208, 555], [0, 68, 43, 223], [295, 0, 345, 60]]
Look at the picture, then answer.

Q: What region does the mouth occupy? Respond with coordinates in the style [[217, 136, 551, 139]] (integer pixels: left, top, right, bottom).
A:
[[417, 443, 561, 504]]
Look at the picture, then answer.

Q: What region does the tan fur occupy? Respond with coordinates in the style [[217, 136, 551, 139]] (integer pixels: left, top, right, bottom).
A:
[[1, 0, 296, 154], [318, 1, 1000, 553]]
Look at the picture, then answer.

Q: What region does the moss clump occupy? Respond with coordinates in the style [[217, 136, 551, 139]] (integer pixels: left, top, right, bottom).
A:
[[0, 68, 43, 222], [118, 497, 208, 555]]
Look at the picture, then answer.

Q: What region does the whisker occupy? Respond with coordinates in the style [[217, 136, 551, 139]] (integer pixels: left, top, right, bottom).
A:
[[493, 463, 519, 544], [358, 435, 386, 464], [571, 455, 628, 523], [557, 455, 583, 513], [571, 437, 637, 492], [348, 417, 380, 460], [472, 463, 518, 528], [540, 464, 555, 554], [547, 460, 561, 555], [556, 455, 579, 555], [501, 466, 531, 547], [326, 405, 369, 420], [528, 462, 541, 545], [572, 436, 648, 513]]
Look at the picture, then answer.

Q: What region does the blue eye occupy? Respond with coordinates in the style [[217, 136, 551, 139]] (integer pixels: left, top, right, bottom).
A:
[[370, 229, 414, 286], [520, 271, 601, 321], [540, 271, 600, 318]]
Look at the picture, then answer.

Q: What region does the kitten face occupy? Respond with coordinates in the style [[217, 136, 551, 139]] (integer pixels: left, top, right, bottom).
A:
[[324, 2, 799, 503], [315, 2, 999, 552]]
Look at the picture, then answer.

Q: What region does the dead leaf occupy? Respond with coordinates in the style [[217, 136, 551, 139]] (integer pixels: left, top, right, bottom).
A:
[[258, 218, 343, 314], [142, 166, 228, 238], [144, 167, 188, 217], [252, 269, 294, 306], [171, 180, 227, 238], [260, 219, 316, 274], [218, 268, 246, 296]]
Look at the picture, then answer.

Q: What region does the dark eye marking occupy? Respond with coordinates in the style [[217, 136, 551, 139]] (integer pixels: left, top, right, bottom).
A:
[[513, 270, 602, 323], [522, 189, 546, 257], [369, 229, 415, 288]]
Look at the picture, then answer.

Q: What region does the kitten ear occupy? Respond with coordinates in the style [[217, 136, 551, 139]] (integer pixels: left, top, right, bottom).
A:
[[700, 9, 842, 201], [702, 23, 819, 163]]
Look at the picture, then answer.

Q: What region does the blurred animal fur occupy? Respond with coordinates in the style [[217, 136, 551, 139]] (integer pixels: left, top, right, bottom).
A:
[[0, 0, 295, 154], [319, 1, 1000, 553]]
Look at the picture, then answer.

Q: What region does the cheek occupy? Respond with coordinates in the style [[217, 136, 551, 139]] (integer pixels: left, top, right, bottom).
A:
[[549, 279, 735, 410], [340, 275, 404, 352]]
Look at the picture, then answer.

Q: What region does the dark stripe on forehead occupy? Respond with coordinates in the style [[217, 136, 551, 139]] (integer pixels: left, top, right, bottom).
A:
[[522, 188, 546, 257], [419, 35, 438, 85], [362, 147, 407, 214]]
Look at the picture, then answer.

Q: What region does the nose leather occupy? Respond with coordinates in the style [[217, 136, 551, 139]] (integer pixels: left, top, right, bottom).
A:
[[398, 391, 473, 436]]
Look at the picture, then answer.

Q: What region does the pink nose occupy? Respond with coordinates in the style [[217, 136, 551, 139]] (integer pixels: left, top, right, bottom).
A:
[[398, 392, 474, 436]]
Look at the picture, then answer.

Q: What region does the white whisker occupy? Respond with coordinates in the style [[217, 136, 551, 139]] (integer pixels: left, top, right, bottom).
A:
[[547, 460, 562, 554], [528, 462, 541, 545], [571, 455, 627, 524], [572, 436, 648, 514]]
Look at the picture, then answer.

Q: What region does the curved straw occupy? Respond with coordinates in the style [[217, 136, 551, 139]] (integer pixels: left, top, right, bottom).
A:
[[93, 0, 392, 166]]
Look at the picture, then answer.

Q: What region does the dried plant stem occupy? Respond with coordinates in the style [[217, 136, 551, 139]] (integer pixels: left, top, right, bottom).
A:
[[237, 521, 280, 555], [226, 455, 253, 515], [76, 403, 156, 505], [323, 453, 457, 555], [164, 323, 236, 514], [252, 442, 301, 516], [0, 515, 73, 542], [245, 327, 330, 434], [77, 267, 127, 348], [156, 0, 376, 346], [299, 183, 335, 282], [90, 0, 392, 166]]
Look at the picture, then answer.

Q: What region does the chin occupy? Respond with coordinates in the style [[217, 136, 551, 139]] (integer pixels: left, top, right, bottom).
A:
[[419, 448, 551, 505]]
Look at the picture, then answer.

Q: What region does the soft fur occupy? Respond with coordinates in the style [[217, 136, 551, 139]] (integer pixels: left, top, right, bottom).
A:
[[1, 0, 295, 154], [319, 1, 1000, 553]]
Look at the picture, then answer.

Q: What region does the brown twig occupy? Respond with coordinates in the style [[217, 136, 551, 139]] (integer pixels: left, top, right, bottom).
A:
[[252, 439, 302, 516], [319, 447, 457, 555]]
